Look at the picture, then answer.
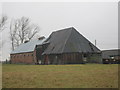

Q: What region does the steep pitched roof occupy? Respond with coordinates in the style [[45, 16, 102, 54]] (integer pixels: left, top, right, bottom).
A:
[[11, 38, 46, 54], [42, 27, 100, 54], [102, 49, 120, 59]]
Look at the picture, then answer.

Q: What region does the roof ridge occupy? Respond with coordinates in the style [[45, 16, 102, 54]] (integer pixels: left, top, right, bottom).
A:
[[53, 27, 74, 33]]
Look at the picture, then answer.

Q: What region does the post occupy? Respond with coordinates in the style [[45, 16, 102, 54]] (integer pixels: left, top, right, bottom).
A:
[[95, 40, 96, 46]]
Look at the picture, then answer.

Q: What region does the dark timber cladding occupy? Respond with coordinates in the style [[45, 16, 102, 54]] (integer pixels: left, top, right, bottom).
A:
[[39, 27, 102, 64]]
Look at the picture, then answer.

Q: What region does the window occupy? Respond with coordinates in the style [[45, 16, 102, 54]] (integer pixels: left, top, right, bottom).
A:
[[31, 54, 33, 56]]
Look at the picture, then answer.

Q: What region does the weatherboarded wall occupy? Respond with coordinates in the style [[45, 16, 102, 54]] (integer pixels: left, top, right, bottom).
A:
[[10, 52, 36, 64], [43, 53, 83, 64], [41, 53, 102, 64], [87, 53, 102, 63]]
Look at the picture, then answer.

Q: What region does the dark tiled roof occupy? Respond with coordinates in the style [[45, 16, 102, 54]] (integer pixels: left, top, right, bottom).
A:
[[42, 27, 100, 54]]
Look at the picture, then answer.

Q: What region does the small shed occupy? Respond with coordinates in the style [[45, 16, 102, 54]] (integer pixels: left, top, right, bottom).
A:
[[10, 37, 46, 64], [102, 49, 120, 64]]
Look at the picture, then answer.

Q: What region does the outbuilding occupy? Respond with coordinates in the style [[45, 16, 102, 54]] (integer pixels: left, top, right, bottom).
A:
[[10, 37, 46, 64], [102, 49, 120, 64]]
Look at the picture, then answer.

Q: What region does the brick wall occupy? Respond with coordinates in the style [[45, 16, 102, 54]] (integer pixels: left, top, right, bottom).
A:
[[10, 52, 37, 64]]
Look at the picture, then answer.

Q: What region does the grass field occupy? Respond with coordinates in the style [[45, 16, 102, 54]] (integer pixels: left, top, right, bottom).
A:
[[2, 64, 118, 88]]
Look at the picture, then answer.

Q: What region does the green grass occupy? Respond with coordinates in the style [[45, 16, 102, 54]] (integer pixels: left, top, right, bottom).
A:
[[0, 63, 2, 89], [2, 64, 118, 88]]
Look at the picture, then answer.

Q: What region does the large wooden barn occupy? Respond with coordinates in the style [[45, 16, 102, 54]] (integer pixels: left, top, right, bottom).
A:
[[10, 27, 102, 64], [36, 27, 102, 64]]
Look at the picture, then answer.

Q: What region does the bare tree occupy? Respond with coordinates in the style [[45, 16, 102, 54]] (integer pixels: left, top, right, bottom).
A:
[[27, 24, 39, 41], [17, 17, 30, 44], [0, 15, 7, 32], [0, 15, 8, 51], [10, 19, 20, 50], [10, 17, 40, 50]]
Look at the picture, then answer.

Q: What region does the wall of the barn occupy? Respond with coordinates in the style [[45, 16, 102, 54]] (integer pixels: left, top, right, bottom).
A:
[[42, 53, 84, 65], [87, 53, 102, 63], [35, 45, 44, 64], [41, 53, 102, 65], [35, 43, 50, 64], [10, 52, 36, 64], [62, 53, 83, 64], [33, 50, 38, 64]]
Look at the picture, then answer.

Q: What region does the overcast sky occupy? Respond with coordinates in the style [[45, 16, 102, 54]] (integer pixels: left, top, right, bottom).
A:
[[1, 2, 118, 61]]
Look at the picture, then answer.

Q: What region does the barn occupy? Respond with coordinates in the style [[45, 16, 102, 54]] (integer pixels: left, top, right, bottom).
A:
[[10, 37, 46, 64], [102, 49, 120, 64], [36, 27, 102, 64], [10, 27, 102, 64]]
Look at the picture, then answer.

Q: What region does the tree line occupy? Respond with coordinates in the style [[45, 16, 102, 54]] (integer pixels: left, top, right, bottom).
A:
[[0, 15, 40, 51]]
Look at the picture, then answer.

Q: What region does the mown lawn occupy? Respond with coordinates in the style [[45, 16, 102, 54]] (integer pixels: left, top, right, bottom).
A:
[[2, 64, 118, 88], [0, 63, 2, 89]]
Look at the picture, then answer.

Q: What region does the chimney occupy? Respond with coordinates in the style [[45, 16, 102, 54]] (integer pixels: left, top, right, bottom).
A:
[[24, 40, 29, 43], [38, 36, 45, 40], [95, 40, 96, 46]]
